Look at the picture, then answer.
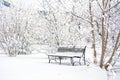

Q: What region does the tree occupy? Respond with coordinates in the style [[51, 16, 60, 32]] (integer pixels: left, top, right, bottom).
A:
[[98, 0, 120, 69], [0, 6, 30, 56], [37, 0, 72, 48], [71, 0, 120, 70]]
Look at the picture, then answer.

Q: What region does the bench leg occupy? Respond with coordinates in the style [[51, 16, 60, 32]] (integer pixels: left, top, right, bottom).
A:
[[48, 56, 51, 63], [70, 57, 74, 66], [78, 57, 81, 65], [48, 56, 58, 63], [83, 57, 86, 65], [59, 57, 62, 64]]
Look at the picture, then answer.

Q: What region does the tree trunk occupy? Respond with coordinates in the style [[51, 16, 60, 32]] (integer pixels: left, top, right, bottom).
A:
[[100, 11, 105, 68], [89, 0, 97, 64], [105, 32, 120, 70]]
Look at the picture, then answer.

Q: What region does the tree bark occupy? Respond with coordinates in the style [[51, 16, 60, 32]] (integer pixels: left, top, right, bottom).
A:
[[89, 0, 97, 64], [100, 9, 105, 68], [105, 32, 120, 70]]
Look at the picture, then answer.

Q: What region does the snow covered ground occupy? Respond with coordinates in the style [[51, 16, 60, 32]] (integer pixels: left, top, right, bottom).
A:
[[0, 53, 107, 80], [115, 71, 120, 80]]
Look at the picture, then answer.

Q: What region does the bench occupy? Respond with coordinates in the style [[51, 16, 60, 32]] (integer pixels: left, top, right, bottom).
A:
[[48, 46, 86, 66]]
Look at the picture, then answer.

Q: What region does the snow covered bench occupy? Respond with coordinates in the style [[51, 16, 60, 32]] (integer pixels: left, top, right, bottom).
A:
[[48, 46, 86, 66]]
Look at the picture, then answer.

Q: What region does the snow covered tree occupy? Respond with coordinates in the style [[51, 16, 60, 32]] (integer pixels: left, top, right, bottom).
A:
[[70, 0, 120, 70], [36, 0, 92, 48], [37, 0, 70, 48], [96, 0, 120, 70], [0, 6, 30, 56]]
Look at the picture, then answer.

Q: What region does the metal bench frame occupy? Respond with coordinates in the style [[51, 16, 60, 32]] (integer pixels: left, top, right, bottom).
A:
[[48, 46, 86, 66]]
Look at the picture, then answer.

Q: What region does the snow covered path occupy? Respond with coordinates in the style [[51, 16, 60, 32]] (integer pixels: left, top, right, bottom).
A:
[[0, 54, 107, 80]]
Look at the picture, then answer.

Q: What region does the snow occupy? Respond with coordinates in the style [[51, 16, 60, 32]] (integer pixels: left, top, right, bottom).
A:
[[115, 71, 120, 80], [0, 53, 107, 80]]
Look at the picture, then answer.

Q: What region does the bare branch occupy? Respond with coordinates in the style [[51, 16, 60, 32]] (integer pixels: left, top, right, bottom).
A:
[[96, 0, 103, 11], [104, 0, 109, 9], [71, 12, 91, 24], [116, 42, 120, 50], [105, 1, 120, 13]]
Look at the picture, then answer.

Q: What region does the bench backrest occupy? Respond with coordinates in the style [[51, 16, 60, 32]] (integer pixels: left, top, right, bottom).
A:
[[57, 46, 86, 65], [57, 46, 86, 55]]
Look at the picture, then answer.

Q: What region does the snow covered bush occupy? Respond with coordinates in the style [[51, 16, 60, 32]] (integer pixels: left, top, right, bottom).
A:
[[0, 5, 30, 56]]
